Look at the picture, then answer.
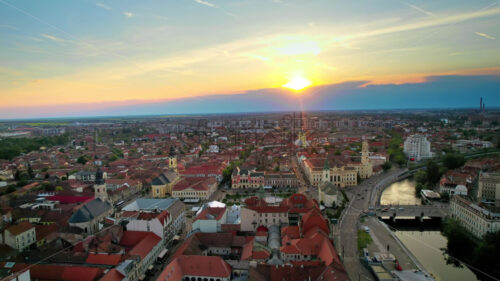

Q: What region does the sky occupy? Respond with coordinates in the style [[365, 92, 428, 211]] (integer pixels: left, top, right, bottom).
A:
[[0, 0, 499, 118]]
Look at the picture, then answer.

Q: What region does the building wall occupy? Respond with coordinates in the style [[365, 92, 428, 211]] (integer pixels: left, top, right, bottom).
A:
[[404, 134, 432, 161], [450, 196, 500, 238], [192, 219, 218, 233], [127, 218, 165, 239], [240, 208, 288, 232], [5, 227, 36, 251], [477, 172, 500, 205]]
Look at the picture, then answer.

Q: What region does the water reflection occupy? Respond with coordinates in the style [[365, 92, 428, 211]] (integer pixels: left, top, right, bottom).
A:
[[380, 179, 421, 205], [394, 231, 478, 281]]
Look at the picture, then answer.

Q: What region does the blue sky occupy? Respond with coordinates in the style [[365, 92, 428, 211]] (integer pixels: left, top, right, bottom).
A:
[[0, 0, 499, 118]]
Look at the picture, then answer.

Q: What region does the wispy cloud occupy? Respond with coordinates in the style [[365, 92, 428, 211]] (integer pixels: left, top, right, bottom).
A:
[[123, 12, 133, 18], [337, 7, 500, 41], [475, 31, 495, 40], [0, 24, 17, 30], [405, 3, 435, 17], [194, 0, 216, 8], [40, 33, 70, 43], [96, 2, 111, 10]]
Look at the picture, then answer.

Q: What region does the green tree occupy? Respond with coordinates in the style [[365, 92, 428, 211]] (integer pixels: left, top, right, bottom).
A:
[[442, 218, 476, 259], [77, 155, 89, 165], [382, 162, 392, 171], [440, 192, 450, 202], [443, 153, 466, 170], [426, 160, 441, 185]]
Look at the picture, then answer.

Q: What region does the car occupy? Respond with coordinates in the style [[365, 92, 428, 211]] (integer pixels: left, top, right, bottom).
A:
[[399, 207, 405, 211], [363, 226, 370, 233], [382, 208, 389, 212], [390, 207, 396, 211]]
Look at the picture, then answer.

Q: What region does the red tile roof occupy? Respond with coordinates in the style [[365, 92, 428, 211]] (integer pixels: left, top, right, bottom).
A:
[[194, 207, 226, 222], [100, 268, 124, 281], [301, 208, 329, 236], [6, 221, 34, 236], [156, 255, 231, 281], [86, 253, 123, 265], [172, 177, 216, 192], [48, 195, 93, 204], [129, 232, 161, 259]]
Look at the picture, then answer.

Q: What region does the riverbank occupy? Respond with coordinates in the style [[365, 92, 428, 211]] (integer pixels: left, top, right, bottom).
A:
[[364, 217, 423, 271]]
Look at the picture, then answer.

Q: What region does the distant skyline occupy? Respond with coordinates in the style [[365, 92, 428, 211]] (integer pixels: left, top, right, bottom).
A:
[[1, 0, 499, 118], [0, 74, 498, 119]]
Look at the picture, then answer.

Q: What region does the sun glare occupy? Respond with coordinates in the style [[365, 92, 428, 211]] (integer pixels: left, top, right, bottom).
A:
[[282, 76, 312, 91]]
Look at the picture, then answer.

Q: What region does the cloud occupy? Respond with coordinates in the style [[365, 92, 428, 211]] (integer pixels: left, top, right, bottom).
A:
[[475, 32, 495, 40], [194, 0, 216, 8], [123, 12, 133, 18], [96, 2, 111, 10], [405, 3, 435, 17], [40, 33, 70, 43], [337, 7, 500, 41]]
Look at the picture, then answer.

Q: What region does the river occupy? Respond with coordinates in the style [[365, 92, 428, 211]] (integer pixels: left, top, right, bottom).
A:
[[380, 179, 421, 206], [395, 231, 478, 281], [381, 179, 478, 281]]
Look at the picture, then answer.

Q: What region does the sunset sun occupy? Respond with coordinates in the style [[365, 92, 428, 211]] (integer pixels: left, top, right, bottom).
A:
[[282, 76, 312, 91]]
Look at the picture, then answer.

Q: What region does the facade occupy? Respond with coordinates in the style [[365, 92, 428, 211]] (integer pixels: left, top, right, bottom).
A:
[[125, 210, 171, 240], [477, 171, 500, 207], [450, 196, 500, 238], [264, 172, 299, 188], [318, 181, 340, 207], [3, 221, 36, 251], [192, 207, 227, 233], [122, 198, 185, 240], [231, 167, 264, 189], [172, 177, 217, 201], [301, 141, 372, 188], [68, 198, 113, 235], [156, 255, 232, 281], [240, 194, 319, 232], [151, 171, 180, 198], [404, 134, 432, 161]]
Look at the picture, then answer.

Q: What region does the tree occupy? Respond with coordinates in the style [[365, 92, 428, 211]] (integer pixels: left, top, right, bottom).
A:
[[426, 160, 441, 185], [443, 153, 465, 170], [382, 162, 392, 171], [442, 218, 476, 261], [440, 192, 450, 202], [27, 164, 34, 179], [77, 155, 89, 165]]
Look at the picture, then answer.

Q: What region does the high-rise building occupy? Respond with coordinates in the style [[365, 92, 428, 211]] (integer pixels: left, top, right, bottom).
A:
[[404, 134, 432, 161], [477, 171, 500, 207]]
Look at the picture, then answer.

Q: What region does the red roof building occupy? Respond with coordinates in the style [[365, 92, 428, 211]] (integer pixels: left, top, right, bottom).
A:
[[156, 255, 231, 281]]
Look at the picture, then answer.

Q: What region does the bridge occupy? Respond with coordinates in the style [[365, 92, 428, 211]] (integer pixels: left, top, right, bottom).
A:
[[374, 204, 450, 219]]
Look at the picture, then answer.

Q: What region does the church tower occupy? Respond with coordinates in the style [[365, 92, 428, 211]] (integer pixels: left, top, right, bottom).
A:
[[168, 146, 177, 172], [322, 157, 330, 182], [361, 140, 370, 165], [360, 140, 373, 178], [94, 167, 107, 202]]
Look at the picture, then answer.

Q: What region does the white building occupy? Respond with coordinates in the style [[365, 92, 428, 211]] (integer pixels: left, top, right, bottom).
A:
[[2, 222, 36, 251], [192, 207, 227, 233], [477, 172, 500, 207], [450, 196, 500, 238], [404, 134, 432, 161], [125, 210, 171, 240]]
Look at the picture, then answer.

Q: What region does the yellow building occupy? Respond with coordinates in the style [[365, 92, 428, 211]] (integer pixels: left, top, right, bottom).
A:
[[350, 140, 373, 179], [302, 141, 372, 188], [151, 170, 180, 198]]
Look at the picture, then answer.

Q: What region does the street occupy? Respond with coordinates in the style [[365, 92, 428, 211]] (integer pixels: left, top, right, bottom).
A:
[[335, 168, 404, 281]]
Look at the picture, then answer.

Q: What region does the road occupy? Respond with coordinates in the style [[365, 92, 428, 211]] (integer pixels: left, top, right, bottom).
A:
[[335, 168, 403, 281]]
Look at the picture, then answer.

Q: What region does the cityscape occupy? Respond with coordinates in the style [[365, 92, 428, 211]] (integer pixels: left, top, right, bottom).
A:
[[0, 1, 499, 281]]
